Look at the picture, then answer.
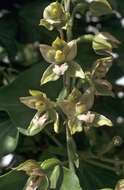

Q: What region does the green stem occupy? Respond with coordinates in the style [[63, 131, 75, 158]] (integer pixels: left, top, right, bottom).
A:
[[64, 0, 70, 12], [76, 34, 94, 43], [58, 29, 64, 40], [84, 159, 116, 172], [45, 129, 63, 148], [66, 124, 75, 172], [63, 0, 76, 173], [91, 155, 124, 165]]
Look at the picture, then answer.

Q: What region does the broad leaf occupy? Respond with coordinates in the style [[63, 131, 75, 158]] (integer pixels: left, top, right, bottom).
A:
[[90, 0, 112, 17], [50, 165, 61, 189], [0, 63, 61, 129], [60, 167, 82, 190], [100, 189, 113, 190], [41, 158, 60, 171], [0, 117, 18, 158], [0, 171, 27, 190], [78, 162, 119, 189]]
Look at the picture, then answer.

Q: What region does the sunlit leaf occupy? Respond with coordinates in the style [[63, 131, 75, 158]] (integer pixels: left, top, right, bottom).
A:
[[90, 0, 112, 17]]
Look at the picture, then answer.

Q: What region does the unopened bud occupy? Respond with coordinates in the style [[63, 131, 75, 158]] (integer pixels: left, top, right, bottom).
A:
[[112, 136, 123, 147], [52, 37, 66, 50]]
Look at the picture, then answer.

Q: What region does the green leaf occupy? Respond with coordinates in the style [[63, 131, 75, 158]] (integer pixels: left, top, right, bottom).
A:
[[90, 0, 112, 17], [78, 162, 119, 189], [0, 171, 27, 190], [0, 14, 18, 61], [0, 117, 19, 158], [41, 64, 60, 85], [50, 165, 61, 189], [66, 132, 79, 167], [60, 167, 82, 190], [41, 158, 60, 171], [100, 189, 113, 190], [40, 163, 82, 190], [57, 87, 68, 101], [0, 63, 61, 129], [93, 113, 113, 127], [67, 62, 85, 79]]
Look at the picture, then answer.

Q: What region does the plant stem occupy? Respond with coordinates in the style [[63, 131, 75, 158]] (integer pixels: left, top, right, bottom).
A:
[[45, 129, 63, 148], [66, 124, 75, 172], [64, 0, 70, 12], [58, 29, 64, 40], [63, 0, 76, 173], [84, 159, 116, 172], [91, 155, 124, 165]]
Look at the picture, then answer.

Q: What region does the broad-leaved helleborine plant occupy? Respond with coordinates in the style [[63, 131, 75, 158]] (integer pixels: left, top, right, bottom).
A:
[[11, 0, 123, 189]]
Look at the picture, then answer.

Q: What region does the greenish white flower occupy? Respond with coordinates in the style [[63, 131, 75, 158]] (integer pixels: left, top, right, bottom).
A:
[[39, 37, 83, 85], [39, 2, 69, 30], [40, 37, 77, 65], [59, 88, 112, 135], [19, 90, 59, 136]]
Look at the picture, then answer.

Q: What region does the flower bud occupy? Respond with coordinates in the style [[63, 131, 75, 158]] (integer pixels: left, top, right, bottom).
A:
[[40, 2, 69, 30], [44, 2, 64, 20], [52, 37, 67, 50], [112, 136, 123, 147]]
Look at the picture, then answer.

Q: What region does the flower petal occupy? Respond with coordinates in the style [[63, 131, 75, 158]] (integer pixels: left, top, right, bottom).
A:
[[53, 63, 68, 76], [41, 64, 60, 85], [39, 44, 55, 63], [66, 40, 77, 61]]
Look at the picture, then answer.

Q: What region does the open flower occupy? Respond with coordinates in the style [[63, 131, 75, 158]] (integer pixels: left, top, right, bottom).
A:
[[39, 2, 69, 30], [40, 37, 77, 65], [40, 37, 85, 84], [18, 90, 59, 135], [59, 88, 112, 135], [86, 56, 114, 96]]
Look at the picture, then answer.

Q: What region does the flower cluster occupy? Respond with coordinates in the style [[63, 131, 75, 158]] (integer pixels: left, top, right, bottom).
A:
[[19, 1, 117, 137]]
